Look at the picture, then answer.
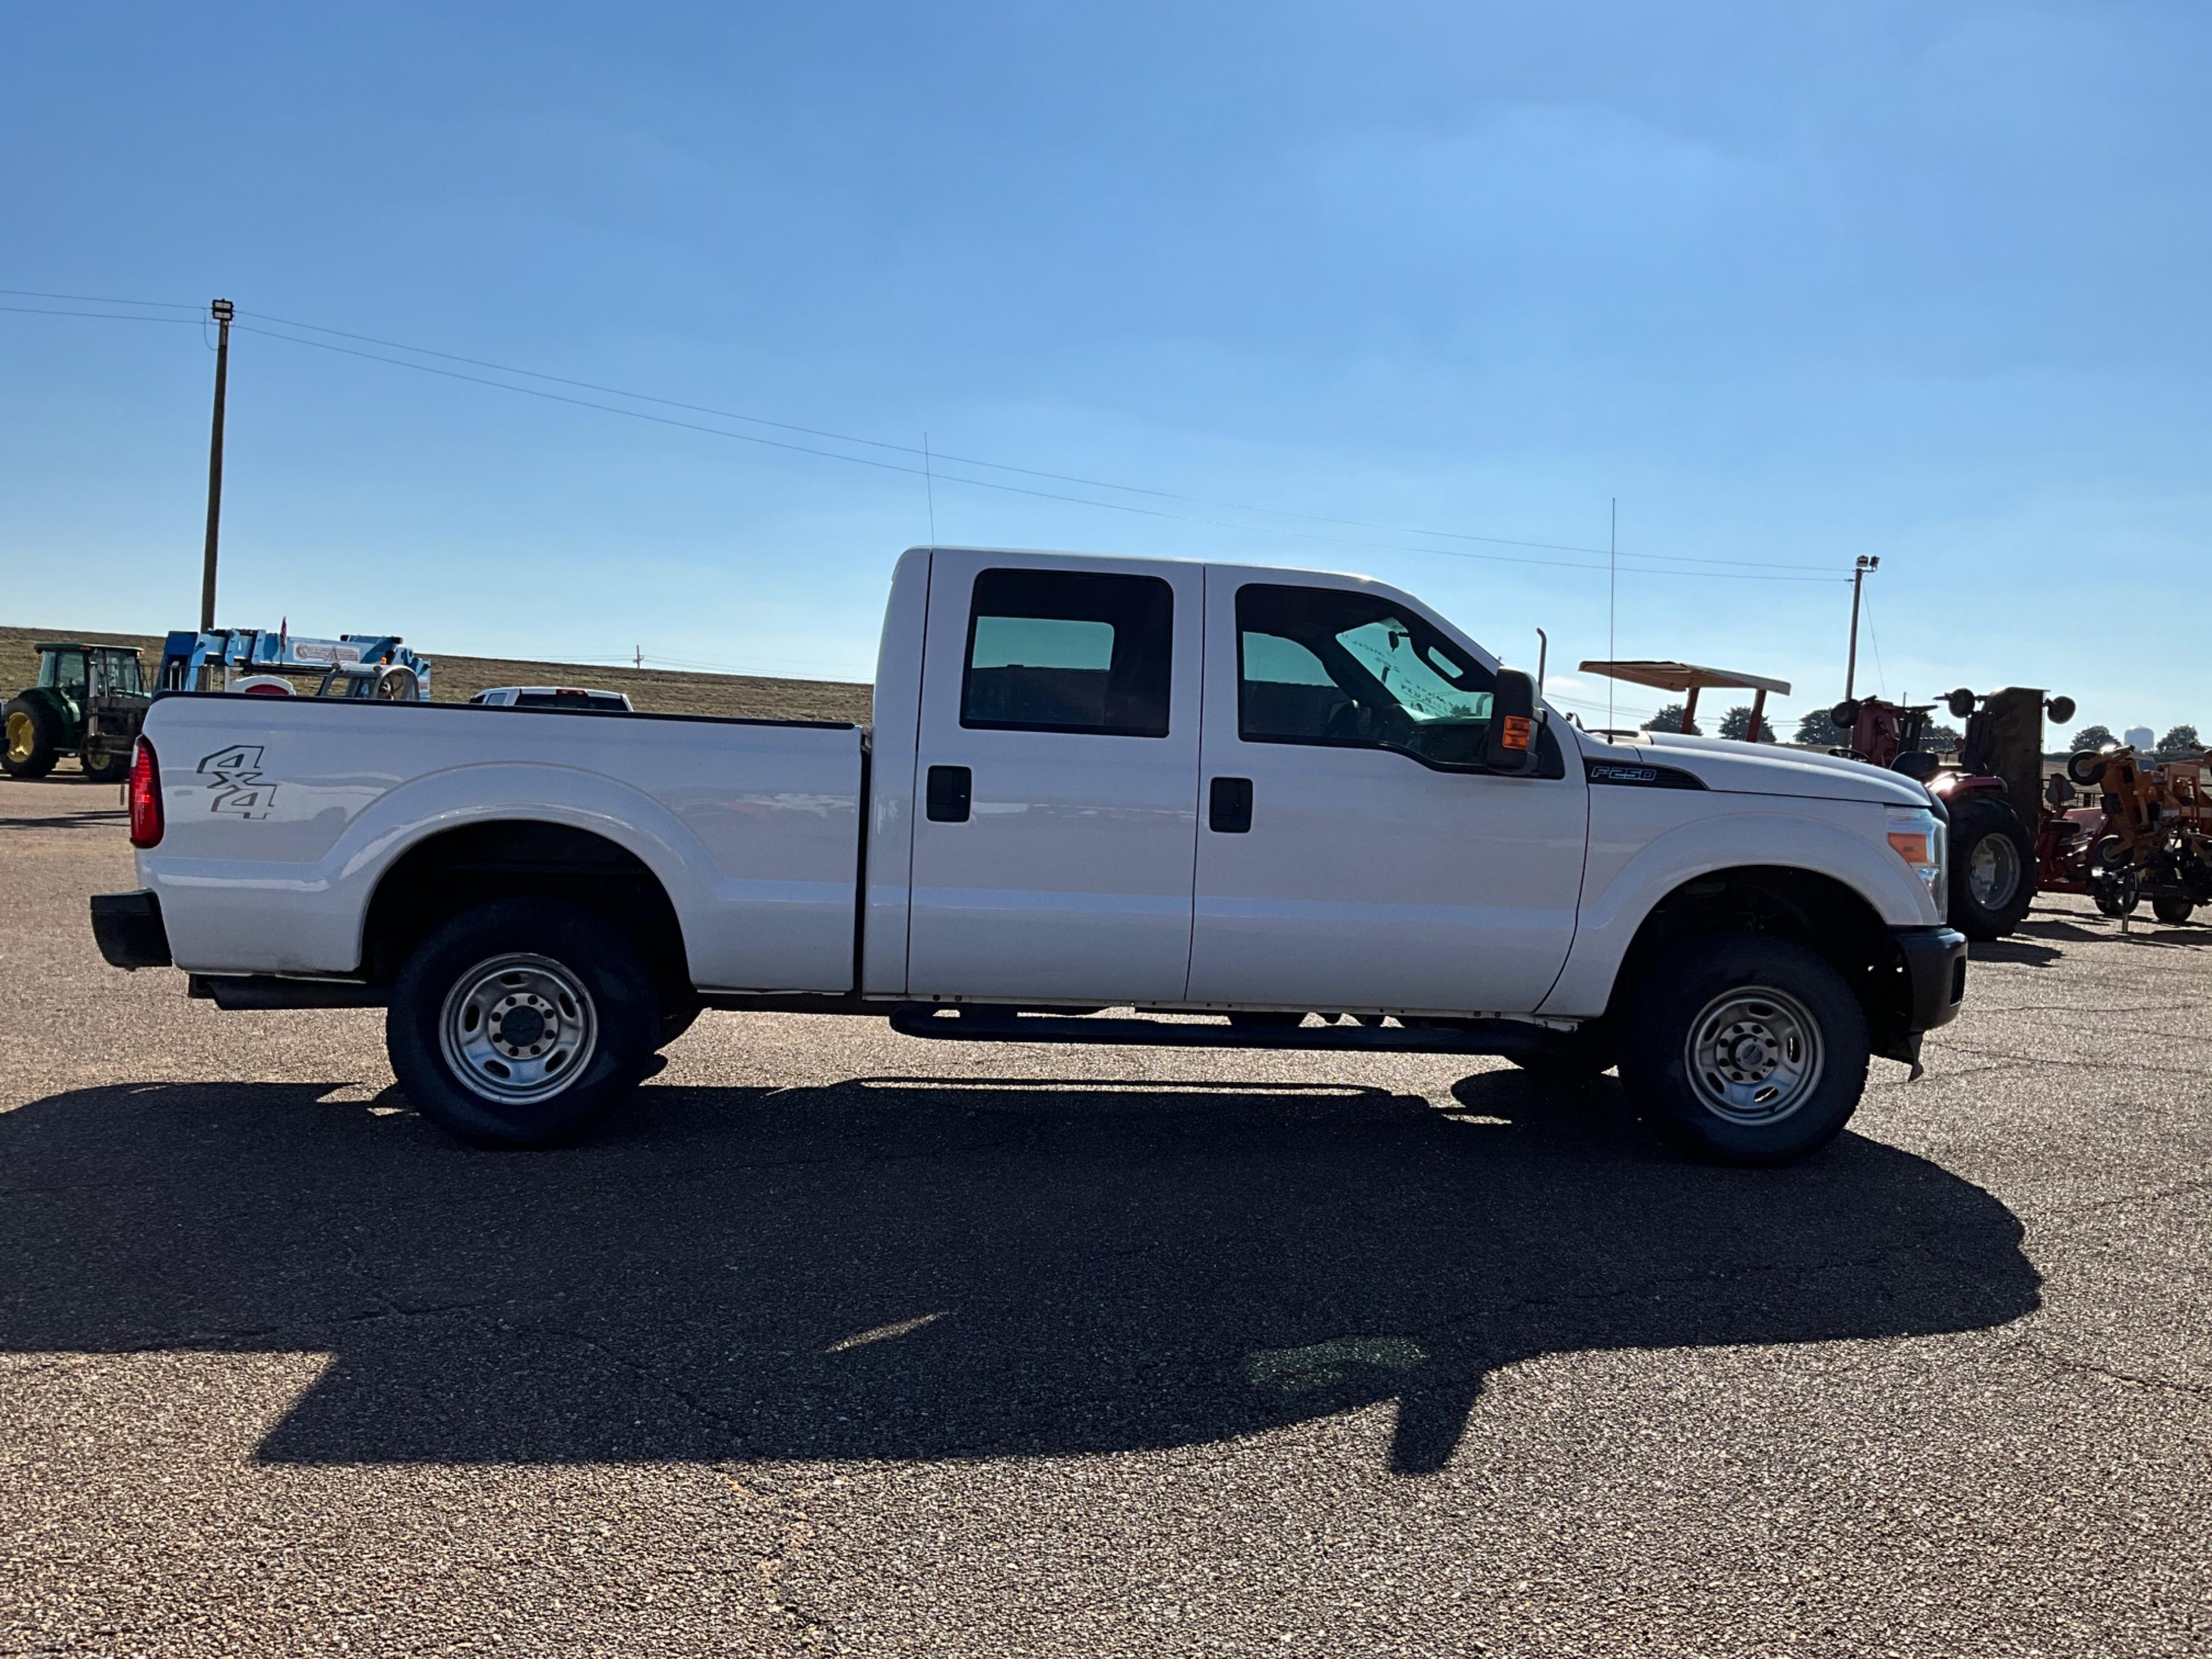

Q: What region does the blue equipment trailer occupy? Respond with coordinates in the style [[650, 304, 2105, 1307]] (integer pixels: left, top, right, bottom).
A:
[[157, 628, 433, 700]]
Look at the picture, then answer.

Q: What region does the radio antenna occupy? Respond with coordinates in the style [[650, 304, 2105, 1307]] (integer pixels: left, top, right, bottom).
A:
[[923, 431, 938, 544], [1607, 498, 1617, 731]]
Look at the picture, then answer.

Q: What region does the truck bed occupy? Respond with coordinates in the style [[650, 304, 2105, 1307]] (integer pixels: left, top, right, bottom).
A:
[[135, 695, 866, 992]]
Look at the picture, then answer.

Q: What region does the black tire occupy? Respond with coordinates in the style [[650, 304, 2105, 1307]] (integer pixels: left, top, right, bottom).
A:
[[1946, 797, 2036, 941], [2066, 751, 2108, 787], [2092, 869, 2139, 918], [2, 696, 62, 779], [387, 897, 660, 1147], [1617, 935, 1870, 1166], [80, 744, 130, 783], [657, 995, 703, 1048], [2152, 893, 2195, 926]]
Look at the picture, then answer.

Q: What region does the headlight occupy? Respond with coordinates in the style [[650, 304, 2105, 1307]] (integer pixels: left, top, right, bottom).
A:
[[1886, 805, 1946, 917]]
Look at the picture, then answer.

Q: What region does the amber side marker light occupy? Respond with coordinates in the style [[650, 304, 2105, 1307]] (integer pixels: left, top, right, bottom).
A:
[[1500, 715, 1533, 751], [128, 738, 164, 849]]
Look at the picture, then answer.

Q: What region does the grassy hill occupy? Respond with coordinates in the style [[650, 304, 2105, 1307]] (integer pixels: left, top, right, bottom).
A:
[[0, 626, 872, 724]]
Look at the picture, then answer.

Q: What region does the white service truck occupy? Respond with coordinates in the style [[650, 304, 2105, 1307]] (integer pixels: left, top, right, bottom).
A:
[[92, 547, 1965, 1164]]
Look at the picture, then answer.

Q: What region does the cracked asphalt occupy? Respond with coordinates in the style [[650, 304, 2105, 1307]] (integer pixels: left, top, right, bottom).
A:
[[2, 774, 2207, 1656]]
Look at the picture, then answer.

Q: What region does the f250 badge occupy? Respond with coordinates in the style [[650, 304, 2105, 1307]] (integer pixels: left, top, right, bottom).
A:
[[198, 745, 278, 818]]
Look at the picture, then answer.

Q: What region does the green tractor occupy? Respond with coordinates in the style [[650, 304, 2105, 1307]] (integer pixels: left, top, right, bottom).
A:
[[3, 643, 153, 783]]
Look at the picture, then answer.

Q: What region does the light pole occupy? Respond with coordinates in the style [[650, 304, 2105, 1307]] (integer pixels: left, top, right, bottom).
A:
[[199, 297, 234, 633], [1844, 555, 1879, 700]]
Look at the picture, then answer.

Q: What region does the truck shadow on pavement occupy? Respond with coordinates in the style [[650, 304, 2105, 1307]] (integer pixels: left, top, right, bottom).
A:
[[0, 1070, 2040, 1476]]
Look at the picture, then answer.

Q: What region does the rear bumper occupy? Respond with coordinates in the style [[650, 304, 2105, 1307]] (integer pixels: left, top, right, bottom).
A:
[[90, 889, 171, 970], [1894, 924, 1967, 1033]]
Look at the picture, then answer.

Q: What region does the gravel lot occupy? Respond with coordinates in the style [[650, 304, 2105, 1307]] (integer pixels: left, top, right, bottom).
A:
[[2, 772, 2206, 1657]]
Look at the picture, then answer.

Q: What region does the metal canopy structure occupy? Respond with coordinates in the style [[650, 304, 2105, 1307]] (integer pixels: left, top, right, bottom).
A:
[[1578, 660, 1792, 741]]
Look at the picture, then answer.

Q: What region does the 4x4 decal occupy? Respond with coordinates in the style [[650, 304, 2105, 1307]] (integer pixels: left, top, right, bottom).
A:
[[198, 745, 278, 818]]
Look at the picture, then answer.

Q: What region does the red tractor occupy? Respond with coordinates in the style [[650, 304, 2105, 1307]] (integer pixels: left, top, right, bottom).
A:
[[1828, 687, 2074, 941]]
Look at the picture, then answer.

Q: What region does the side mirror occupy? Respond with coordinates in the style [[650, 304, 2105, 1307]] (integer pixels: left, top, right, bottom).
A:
[[1892, 751, 1940, 782], [1484, 669, 1540, 774]]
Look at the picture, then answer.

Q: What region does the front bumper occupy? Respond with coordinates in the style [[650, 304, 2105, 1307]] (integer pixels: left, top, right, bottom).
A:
[[1894, 924, 1967, 1033], [90, 889, 171, 970]]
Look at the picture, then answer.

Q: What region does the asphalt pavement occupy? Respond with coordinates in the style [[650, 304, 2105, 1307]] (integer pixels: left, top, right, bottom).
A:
[[1, 773, 2206, 1657]]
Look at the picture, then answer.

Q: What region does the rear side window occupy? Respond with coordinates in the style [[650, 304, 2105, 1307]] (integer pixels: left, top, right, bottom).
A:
[[961, 568, 1174, 737], [514, 691, 627, 711]]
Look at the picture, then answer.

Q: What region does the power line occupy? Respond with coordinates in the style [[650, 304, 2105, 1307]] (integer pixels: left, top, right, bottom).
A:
[[236, 305, 1834, 574], [0, 303, 200, 323], [0, 287, 204, 311], [233, 319, 1846, 585], [3, 286, 1853, 586]]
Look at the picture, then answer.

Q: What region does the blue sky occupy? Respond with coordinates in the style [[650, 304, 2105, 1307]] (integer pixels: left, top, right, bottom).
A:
[[5, 2, 2207, 736]]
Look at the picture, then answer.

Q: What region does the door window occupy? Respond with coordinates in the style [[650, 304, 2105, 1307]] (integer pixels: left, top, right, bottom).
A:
[[961, 568, 1174, 737], [1236, 584, 1497, 767]]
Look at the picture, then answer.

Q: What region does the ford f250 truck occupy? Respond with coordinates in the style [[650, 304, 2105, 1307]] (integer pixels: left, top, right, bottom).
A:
[[91, 547, 1965, 1164]]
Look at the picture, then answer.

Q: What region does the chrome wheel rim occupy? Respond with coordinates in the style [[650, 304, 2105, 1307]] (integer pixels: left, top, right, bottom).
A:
[[1684, 986, 1825, 1125], [438, 953, 597, 1105], [1968, 832, 2020, 908]]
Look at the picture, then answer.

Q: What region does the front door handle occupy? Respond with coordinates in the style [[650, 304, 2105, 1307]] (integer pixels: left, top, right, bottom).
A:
[[1209, 775, 1253, 833], [926, 764, 972, 823]]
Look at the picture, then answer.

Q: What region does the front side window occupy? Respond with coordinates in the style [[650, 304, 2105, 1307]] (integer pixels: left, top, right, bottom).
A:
[[1237, 584, 1497, 767], [961, 568, 1174, 737]]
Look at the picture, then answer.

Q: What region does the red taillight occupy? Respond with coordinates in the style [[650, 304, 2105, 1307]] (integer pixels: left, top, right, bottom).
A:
[[128, 738, 163, 849]]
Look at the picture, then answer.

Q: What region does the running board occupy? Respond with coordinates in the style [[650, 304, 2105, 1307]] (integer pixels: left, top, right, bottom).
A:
[[887, 1006, 1547, 1056]]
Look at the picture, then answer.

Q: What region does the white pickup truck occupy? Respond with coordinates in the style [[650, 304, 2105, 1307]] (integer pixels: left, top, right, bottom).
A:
[[92, 546, 1965, 1164]]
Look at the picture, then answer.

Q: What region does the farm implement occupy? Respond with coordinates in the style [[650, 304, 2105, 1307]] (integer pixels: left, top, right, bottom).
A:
[[2041, 746, 2212, 923], [1830, 686, 2074, 941]]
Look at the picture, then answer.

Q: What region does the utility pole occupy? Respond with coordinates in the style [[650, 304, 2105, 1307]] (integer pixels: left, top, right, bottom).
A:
[[198, 298, 235, 632], [1844, 554, 1879, 699]]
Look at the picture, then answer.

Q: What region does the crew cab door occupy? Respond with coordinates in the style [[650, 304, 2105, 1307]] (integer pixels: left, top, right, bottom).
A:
[[905, 551, 1203, 1002], [1188, 571, 1588, 1014]]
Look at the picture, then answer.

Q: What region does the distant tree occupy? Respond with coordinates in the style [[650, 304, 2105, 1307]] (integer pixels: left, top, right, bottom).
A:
[[1645, 702, 1701, 736], [2069, 724, 2117, 753], [2156, 724, 2202, 758], [1719, 704, 1776, 743], [1794, 707, 1846, 747]]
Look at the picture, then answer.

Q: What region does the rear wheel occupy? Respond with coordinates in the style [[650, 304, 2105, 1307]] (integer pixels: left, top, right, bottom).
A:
[[1946, 797, 2036, 940], [1617, 935, 1869, 1166], [2152, 893, 2195, 926], [387, 897, 660, 1147], [2, 697, 61, 779]]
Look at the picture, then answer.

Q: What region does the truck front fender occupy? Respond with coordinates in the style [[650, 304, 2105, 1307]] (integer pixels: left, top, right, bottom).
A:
[[1537, 800, 1935, 1020]]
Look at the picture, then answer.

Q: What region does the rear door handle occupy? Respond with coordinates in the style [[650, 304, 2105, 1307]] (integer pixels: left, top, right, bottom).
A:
[[925, 764, 972, 823], [1209, 775, 1253, 833]]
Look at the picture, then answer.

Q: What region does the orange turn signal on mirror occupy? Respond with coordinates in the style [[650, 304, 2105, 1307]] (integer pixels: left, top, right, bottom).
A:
[[1501, 715, 1532, 751], [1887, 830, 1931, 863]]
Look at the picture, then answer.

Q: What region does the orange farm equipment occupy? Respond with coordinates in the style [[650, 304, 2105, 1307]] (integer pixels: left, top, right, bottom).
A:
[[2041, 747, 2212, 923]]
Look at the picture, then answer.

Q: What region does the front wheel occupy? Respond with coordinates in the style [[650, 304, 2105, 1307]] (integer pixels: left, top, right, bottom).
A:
[[387, 898, 660, 1147], [81, 744, 130, 783], [3, 697, 62, 779], [1617, 935, 1870, 1166], [1946, 797, 2036, 940]]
